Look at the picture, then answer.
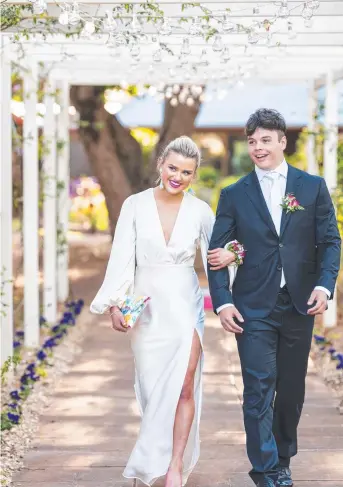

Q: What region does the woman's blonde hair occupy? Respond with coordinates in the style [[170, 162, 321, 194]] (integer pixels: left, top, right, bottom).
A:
[[157, 136, 201, 170]]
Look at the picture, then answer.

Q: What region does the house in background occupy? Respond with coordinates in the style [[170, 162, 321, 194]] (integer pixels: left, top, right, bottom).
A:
[[70, 81, 343, 178]]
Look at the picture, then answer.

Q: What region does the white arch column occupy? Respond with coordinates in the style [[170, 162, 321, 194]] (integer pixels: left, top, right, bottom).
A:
[[43, 75, 57, 323], [57, 79, 70, 303], [0, 47, 13, 365], [307, 80, 318, 176], [323, 70, 338, 328], [23, 60, 40, 347]]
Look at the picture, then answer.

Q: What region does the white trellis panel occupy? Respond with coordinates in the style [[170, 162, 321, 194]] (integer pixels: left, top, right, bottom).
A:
[[0, 44, 13, 365], [57, 79, 70, 303], [43, 76, 58, 323], [23, 60, 40, 347]]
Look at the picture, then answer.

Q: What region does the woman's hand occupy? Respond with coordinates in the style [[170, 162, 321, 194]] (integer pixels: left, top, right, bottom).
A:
[[109, 306, 128, 333], [207, 248, 236, 271]]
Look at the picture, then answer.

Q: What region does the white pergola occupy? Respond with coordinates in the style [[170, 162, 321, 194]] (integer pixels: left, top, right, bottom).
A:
[[1, 0, 343, 365]]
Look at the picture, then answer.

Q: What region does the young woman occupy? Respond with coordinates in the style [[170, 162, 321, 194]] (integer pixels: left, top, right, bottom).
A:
[[90, 136, 235, 487]]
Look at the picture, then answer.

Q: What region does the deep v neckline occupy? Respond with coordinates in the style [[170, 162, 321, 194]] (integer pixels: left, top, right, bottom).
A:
[[151, 188, 185, 247]]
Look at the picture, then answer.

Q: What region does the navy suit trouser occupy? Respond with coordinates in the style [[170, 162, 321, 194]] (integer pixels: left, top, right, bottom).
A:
[[236, 287, 314, 485]]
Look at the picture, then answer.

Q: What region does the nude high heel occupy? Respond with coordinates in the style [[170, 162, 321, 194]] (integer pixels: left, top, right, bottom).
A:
[[132, 479, 137, 487]]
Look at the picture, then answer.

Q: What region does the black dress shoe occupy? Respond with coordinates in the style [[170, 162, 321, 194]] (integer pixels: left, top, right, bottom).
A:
[[277, 467, 293, 486], [257, 477, 276, 487]]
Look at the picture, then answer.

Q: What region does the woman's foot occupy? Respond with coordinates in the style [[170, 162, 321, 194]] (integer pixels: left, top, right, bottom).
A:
[[165, 461, 182, 487]]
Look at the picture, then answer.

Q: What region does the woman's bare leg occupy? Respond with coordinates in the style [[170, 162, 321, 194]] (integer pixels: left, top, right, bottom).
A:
[[165, 332, 202, 487]]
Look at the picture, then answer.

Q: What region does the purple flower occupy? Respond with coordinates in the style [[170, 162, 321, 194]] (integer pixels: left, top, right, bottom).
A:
[[43, 338, 57, 349], [7, 412, 20, 424], [335, 354, 343, 370], [40, 316, 47, 326], [8, 403, 19, 409], [37, 350, 47, 361], [20, 374, 30, 385], [15, 330, 24, 338], [52, 324, 61, 333], [314, 335, 325, 343], [13, 341, 22, 348], [26, 363, 36, 372], [77, 299, 84, 307], [30, 375, 40, 382], [10, 390, 20, 401]]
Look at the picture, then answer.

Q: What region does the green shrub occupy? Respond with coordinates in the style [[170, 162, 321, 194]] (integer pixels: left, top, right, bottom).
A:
[[210, 174, 244, 212], [197, 166, 219, 189]]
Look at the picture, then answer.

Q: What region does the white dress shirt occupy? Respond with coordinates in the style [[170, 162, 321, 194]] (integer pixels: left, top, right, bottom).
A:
[[217, 159, 330, 314]]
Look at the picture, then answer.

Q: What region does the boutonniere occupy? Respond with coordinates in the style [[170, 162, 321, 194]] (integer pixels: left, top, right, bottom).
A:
[[280, 193, 305, 214]]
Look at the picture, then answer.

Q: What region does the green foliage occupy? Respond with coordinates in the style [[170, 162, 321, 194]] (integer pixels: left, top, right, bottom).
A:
[[197, 166, 218, 189], [288, 127, 343, 237], [210, 174, 244, 212], [1, 354, 22, 387]]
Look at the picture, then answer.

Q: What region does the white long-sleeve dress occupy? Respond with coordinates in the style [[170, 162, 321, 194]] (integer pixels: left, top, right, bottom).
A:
[[90, 188, 215, 486]]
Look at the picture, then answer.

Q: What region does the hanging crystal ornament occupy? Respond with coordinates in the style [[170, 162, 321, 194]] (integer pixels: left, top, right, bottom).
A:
[[84, 21, 95, 35], [221, 46, 231, 62], [179, 54, 189, 66], [106, 32, 116, 47], [253, 6, 260, 15], [114, 33, 126, 46], [287, 21, 297, 39], [212, 34, 224, 52], [169, 68, 176, 78], [68, 3, 81, 26], [198, 48, 209, 66], [130, 43, 140, 58], [278, 1, 290, 19], [159, 18, 172, 36], [302, 4, 314, 19], [104, 10, 117, 33], [59, 6, 70, 26], [129, 14, 142, 34], [181, 38, 191, 56], [304, 17, 314, 27], [153, 49, 162, 63], [33, 0, 47, 15], [248, 28, 259, 44], [189, 17, 202, 36], [221, 15, 235, 33], [306, 0, 320, 9]]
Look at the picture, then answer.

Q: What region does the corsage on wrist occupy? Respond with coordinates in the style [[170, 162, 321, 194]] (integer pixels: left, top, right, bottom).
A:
[[224, 240, 246, 266]]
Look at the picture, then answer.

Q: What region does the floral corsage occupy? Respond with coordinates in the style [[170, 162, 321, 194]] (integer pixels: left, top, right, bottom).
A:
[[224, 240, 246, 266]]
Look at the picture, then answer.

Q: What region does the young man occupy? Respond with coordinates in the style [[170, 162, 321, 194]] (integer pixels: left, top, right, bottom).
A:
[[208, 109, 341, 487]]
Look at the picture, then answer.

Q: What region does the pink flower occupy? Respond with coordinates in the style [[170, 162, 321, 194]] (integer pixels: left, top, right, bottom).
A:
[[280, 193, 305, 214]]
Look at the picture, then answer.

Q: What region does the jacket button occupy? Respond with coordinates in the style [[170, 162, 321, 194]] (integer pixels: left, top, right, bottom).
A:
[[279, 243, 284, 248], [277, 265, 282, 271]]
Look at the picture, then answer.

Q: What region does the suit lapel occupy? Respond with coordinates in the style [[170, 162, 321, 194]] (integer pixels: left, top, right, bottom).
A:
[[279, 164, 303, 238], [244, 171, 278, 238]]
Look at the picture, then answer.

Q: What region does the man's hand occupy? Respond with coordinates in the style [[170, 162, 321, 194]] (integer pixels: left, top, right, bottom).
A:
[[219, 306, 244, 334], [109, 306, 128, 332], [207, 248, 236, 271], [307, 289, 328, 315]]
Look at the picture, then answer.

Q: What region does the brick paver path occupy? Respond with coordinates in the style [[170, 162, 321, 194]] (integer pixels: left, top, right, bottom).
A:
[[13, 236, 343, 487]]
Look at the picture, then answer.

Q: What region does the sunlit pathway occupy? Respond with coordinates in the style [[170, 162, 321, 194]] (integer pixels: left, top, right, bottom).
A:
[[12, 258, 343, 487]]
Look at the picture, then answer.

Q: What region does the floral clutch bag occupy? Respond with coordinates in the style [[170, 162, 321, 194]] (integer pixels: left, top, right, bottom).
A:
[[115, 294, 150, 329]]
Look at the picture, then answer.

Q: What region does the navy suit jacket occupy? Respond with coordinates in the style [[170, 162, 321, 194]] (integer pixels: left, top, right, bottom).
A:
[[208, 164, 341, 319]]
